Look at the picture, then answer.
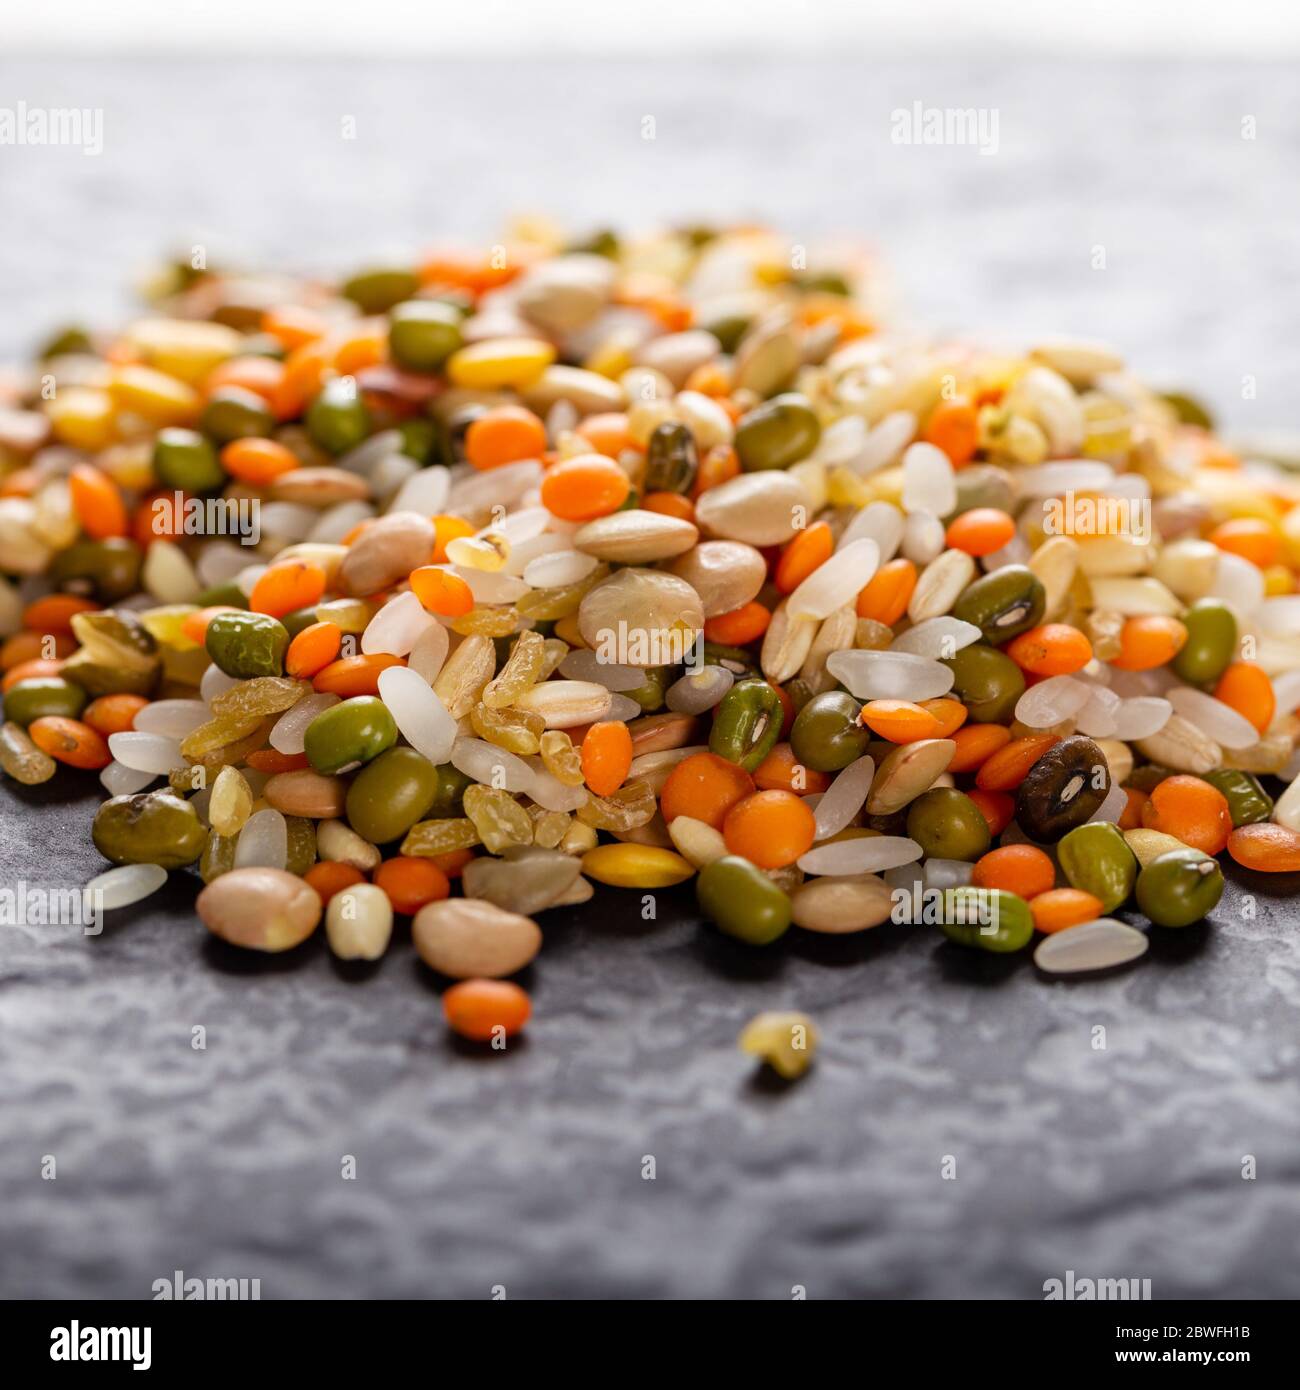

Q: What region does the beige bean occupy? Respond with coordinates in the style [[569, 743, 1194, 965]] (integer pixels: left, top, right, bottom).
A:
[[1028, 535, 1079, 621], [521, 364, 625, 416], [667, 814, 728, 868], [695, 472, 809, 547], [628, 711, 705, 756], [263, 769, 348, 818], [412, 898, 542, 979], [337, 511, 435, 596], [1133, 715, 1221, 775], [316, 818, 382, 871], [1123, 828, 1190, 868], [573, 511, 698, 563], [514, 679, 613, 728], [908, 549, 976, 623], [867, 738, 957, 814], [462, 846, 581, 915], [196, 867, 322, 952], [270, 467, 372, 506], [667, 540, 766, 618], [790, 874, 894, 933], [761, 598, 817, 685], [326, 883, 393, 961]]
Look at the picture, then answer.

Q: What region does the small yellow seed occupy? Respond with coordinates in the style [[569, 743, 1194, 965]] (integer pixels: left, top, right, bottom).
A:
[[738, 1011, 819, 1080], [580, 844, 694, 888]]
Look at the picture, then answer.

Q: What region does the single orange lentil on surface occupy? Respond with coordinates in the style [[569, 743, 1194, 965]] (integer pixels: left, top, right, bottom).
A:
[[722, 790, 816, 869], [249, 560, 327, 618], [539, 454, 630, 521], [972, 844, 1056, 899], [859, 699, 942, 743], [856, 557, 917, 625], [642, 491, 695, 522], [703, 601, 771, 646], [1141, 775, 1232, 856], [1227, 823, 1300, 872], [581, 720, 634, 798], [975, 734, 1061, 792], [947, 722, 1013, 773], [752, 742, 831, 795], [82, 694, 149, 736], [659, 751, 755, 829], [1213, 662, 1276, 734], [285, 621, 343, 678], [312, 653, 404, 697], [1031, 888, 1105, 935], [28, 716, 112, 769], [1111, 615, 1188, 671], [1119, 786, 1148, 831], [443, 979, 531, 1042], [373, 856, 451, 914], [220, 437, 300, 486], [967, 788, 1016, 837], [409, 565, 475, 617], [303, 861, 367, 905], [922, 396, 980, 466], [464, 404, 548, 470], [775, 521, 834, 594], [1208, 517, 1279, 569], [944, 508, 1016, 557], [22, 594, 100, 633], [69, 464, 128, 539], [1005, 623, 1093, 676]]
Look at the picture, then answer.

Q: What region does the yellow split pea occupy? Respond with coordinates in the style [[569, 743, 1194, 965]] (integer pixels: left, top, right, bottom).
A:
[[580, 844, 694, 889]]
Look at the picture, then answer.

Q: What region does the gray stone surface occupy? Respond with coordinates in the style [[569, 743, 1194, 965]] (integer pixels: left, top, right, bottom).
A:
[[2, 55, 1300, 1299]]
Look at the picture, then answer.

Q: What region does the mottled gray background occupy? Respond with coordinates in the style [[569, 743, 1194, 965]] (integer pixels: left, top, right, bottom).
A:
[[2, 56, 1300, 1300]]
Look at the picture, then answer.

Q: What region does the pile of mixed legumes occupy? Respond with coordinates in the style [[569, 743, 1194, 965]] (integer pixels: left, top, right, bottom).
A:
[[3, 224, 1300, 1046]]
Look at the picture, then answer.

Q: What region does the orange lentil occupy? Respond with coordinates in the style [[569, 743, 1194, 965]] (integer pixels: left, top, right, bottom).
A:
[[245, 748, 311, 774], [947, 723, 1013, 773], [971, 844, 1056, 899], [691, 444, 741, 498], [261, 304, 330, 351], [944, 507, 1016, 556], [373, 856, 451, 914], [918, 697, 967, 739], [1119, 786, 1148, 831], [1213, 662, 1276, 734], [443, 979, 531, 1042], [2, 658, 65, 692], [922, 396, 980, 466], [855, 558, 917, 625], [303, 861, 367, 905], [203, 355, 285, 402], [68, 464, 128, 539], [974, 734, 1061, 791], [312, 654, 404, 698], [1005, 623, 1093, 676], [659, 751, 755, 830], [1227, 823, 1300, 873], [431, 847, 475, 880], [722, 790, 817, 870], [82, 694, 149, 736], [581, 721, 634, 798], [1208, 517, 1278, 569], [703, 601, 771, 646], [1, 630, 75, 669], [28, 715, 112, 770], [539, 454, 630, 521], [134, 488, 190, 547], [22, 594, 100, 633], [285, 621, 343, 678], [333, 323, 388, 377], [409, 566, 475, 617], [1141, 775, 1232, 856], [1030, 888, 1104, 935], [1111, 615, 1188, 671], [220, 437, 300, 486], [249, 560, 327, 618], [270, 339, 332, 420], [752, 742, 832, 795], [860, 699, 943, 743], [576, 412, 637, 458], [464, 404, 547, 470], [966, 788, 1015, 837], [775, 521, 834, 594], [430, 514, 476, 563], [642, 491, 695, 522], [180, 605, 240, 646]]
